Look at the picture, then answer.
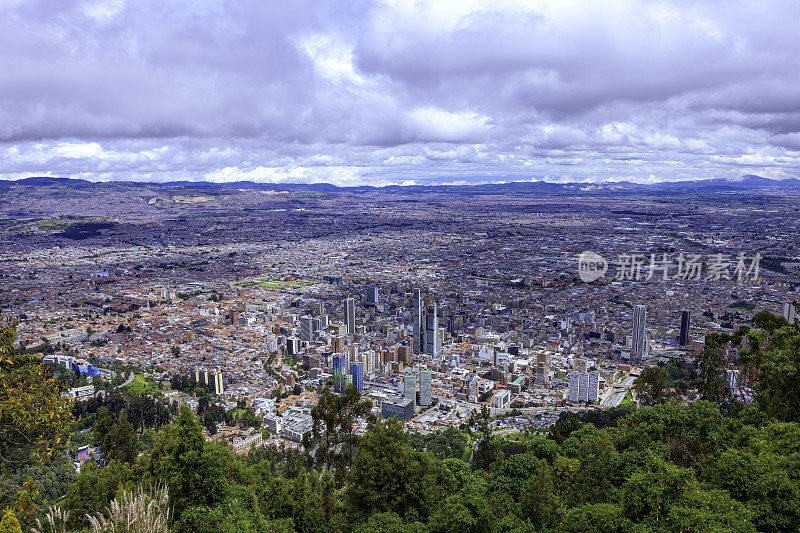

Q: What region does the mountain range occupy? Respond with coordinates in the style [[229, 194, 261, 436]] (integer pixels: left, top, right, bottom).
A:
[[2, 174, 800, 195]]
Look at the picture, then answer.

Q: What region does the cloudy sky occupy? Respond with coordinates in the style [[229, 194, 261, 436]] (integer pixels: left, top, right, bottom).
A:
[[1, 0, 799, 186]]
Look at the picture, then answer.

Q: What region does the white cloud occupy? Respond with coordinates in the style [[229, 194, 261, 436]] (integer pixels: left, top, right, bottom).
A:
[[0, 0, 799, 185]]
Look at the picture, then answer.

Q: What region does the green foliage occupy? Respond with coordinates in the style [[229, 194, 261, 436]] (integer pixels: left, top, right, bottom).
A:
[[345, 417, 435, 523], [557, 503, 630, 533], [0, 509, 22, 533], [633, 366, 670, 406], [147, 405, 215, 523], [306, 385, 373, 484], [408, 426, 468, 460], [63, 460, 132, 528], [0, 324, 73, 522], [662, 360, 699, 395], [0, 324, 72, 466], [742, 317, 800, 422], [697, 332, 733, 404]]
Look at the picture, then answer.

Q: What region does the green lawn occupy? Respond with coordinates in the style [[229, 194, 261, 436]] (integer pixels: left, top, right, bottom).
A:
[[235, 278, 314, 291], [126, 373, 158, 394], [619, 390, 634, 407]]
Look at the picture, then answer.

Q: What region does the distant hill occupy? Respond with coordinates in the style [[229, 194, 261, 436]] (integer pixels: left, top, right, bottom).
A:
[[6, 174, 800, 195]]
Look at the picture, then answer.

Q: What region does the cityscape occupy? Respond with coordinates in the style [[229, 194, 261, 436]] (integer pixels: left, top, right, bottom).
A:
[[2, 1, 800, 532]]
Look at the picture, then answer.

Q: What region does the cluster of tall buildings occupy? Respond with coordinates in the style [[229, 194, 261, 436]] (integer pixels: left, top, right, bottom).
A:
[[332, 354, 365, 393], [568, 369, 599, 403], [400, 368, 432, 408], [194, 366, 225, 395]]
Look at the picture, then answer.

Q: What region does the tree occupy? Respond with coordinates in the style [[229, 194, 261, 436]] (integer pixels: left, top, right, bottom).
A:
[[740, 315, 800, 422], [104, 410, 138, 464], [697, 332, 731, 404], [520, 459, 561, 530], [338, 385, 373, 469], [557, 503, 630, 533], [63, 459, 132, 529], [148, 405, 211, 521], [0, 323, 72, 511], [92, 407, 114, 456], [632, 366, 669, 406], [345, 417, 435, 523], [307, 385, 372, 484], [0, 508, 22, 533]]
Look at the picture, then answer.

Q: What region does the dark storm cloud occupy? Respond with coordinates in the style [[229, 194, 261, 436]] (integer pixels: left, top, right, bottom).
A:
[[1, 0, 799, 184]]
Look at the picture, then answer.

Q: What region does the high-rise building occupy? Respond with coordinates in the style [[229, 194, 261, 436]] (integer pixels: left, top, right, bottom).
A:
[[535, 362, 550, 385], [367, 286, 379, 306], [468, 376, 478, 403], [632, 305, 647, 360], [344, 298, 356, 334], [578, 372, 589, 403], [350, 362, 363, 392], [412, 289, 424, 354], [403, 373, 417, 406], [286, 337, 300, 356], [344, 344, 358, 366], [679, 310, 691, 346], [587, 371, 599, 402], [419, 369, 432, 406], [397, 344, 412, 364], [331, 335, 344, 353], [568, 372, 580, 403], [568, 371, 598, 404], [425, 303, 441, 357], [333, 355, 346, 393], [299, 316, 313, 343], [194, 367, 224, 395]]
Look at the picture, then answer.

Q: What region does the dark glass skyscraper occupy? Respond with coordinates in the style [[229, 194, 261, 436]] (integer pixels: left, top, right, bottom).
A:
[[679, 310, 690, 346]]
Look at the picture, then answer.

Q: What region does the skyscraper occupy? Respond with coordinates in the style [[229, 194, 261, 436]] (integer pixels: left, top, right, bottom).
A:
[[299, 316, 313, 343], [632, 305, 647, 360], [333, 354, 346, 393], [679, 310, 690, 346], [286, 337, 300, 356], [425, 303, 441, 357], [367, 285, 379, 306], [350, 362, 363, 392], [578, 371, 589, 403], [403, 373, 417, 405], [344, 298, 356, 334], [568, 372, 580, 403], [412, 289, 424, 354], [587, 371, 599, 402], [468, 376, 478, 403], [419, 369, 432, 406]]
